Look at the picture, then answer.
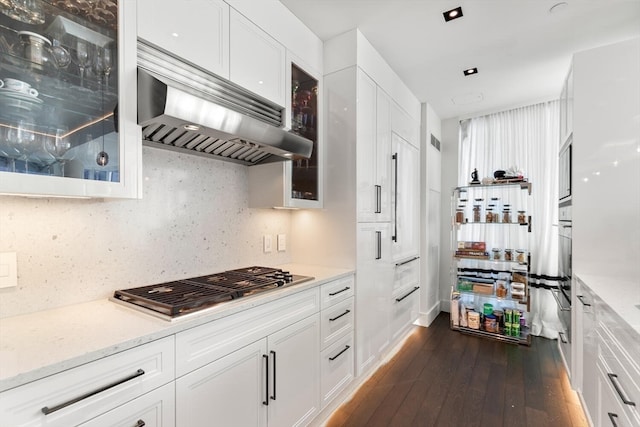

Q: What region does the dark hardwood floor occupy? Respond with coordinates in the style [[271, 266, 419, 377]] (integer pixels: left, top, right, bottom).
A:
[[326, 312, 587, 427]]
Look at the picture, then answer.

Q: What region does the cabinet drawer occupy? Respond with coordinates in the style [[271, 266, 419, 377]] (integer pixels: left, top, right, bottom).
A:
[[320, 332, 354, 409], [0, 336, 175, 427], [393, 258, 419, 292], [79, 382, 175, 427], [598, 356, 640, 426], [176, 287, 319, 377], [598, 328, 640, 415], [391, 285, 420, 343], [320, 275, 354, 310], [321, 297, 354, 349]]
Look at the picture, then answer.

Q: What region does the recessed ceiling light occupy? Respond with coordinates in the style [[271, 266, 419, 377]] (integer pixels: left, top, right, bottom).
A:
[[184, 124, 200, 131], [443, 6, 463, 22], [463, 67, 478, 76]]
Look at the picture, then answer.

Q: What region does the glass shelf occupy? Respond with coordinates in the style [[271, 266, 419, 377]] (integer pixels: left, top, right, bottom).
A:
[[452, 325, 531, 345]]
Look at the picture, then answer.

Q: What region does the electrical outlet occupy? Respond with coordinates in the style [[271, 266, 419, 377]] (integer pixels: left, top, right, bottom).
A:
[[263, 235, 273, 253], [277, 234, 286, 252], [0, 252, 17, 289]]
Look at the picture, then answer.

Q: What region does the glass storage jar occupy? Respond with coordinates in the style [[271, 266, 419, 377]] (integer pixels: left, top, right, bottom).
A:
[[504, 249, 513, 261], [502, 208, 511, 223], [516, 249, 527, 263], [492, 248, 501, 260], [518, 210, 527, 224], [473, 205, 481, 222]]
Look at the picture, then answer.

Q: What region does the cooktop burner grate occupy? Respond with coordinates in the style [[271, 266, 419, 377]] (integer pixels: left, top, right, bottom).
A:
[[112, 266, 313, 319]]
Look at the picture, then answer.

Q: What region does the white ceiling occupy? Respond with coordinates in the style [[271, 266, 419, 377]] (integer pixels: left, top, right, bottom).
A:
[[279, 0, 640, 119]]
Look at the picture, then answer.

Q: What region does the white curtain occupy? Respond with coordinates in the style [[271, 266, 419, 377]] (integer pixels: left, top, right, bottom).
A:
[[458, 101, 561, 338]]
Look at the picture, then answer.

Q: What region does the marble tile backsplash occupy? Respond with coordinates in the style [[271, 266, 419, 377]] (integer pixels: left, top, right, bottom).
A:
[[0, 147, 292, 318]]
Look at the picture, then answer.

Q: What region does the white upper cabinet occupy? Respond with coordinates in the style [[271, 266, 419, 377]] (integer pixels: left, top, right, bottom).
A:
[[392, 102, 419, 148], [357, 71, 391, 222], [391, 133, 420, 262], [137, 0, 230, 79], [0, 0, 140, 198], [230, 9, 286, 107]]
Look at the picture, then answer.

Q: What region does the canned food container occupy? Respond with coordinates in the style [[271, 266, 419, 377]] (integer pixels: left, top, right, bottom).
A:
[[468, 311, 480, 329], [484, 314, 498, 333], [511, 322, 521, 337], [513, 310, 521, 324], [504, 322, 512, 336], [483, 303, 493, 315], [505, 308, 513, 323]]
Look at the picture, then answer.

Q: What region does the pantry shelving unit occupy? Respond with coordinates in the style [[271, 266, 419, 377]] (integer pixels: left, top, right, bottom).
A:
[[449, 181, 532, 345]]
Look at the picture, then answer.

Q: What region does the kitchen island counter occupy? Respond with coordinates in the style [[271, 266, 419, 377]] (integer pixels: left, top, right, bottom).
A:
[[0, 263, 353, 392], [577, 273, 640, 335]]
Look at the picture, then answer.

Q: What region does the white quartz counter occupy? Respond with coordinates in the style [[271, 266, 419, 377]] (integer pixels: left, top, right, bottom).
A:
[[576, 273, 640, 335], [0, 264, 353, 393]]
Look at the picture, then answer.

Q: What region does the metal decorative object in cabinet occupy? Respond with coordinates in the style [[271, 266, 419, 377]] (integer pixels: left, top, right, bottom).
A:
[[0, 0, 140, 198], [449, 182, 532, 345]]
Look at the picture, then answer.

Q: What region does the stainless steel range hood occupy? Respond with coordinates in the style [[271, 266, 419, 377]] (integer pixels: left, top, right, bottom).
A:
[[137, 40, 313, 165]]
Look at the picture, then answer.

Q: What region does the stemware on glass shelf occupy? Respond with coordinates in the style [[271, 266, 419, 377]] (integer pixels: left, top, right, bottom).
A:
[[71, 39, 91, 87]]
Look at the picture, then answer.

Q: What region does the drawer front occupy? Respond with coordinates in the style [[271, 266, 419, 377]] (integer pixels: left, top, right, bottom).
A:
[[79, 382, 175, 427], [598, 356, 640, 427], [320, 332, 354, 409], [391, 285, 420, 343], [0, 336, 175, 427], [598, 329, 640, 417], [176, 287, 320, 377], [320, 275, 354, 310], [320, 297, 354, 350], [393, 259, 419, 293]]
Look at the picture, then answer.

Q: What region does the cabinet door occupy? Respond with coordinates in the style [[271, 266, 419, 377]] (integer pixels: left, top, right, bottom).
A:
[[176, 339, 268, 427], [230, 9, 286, 107], [137, 0, 229, 79], [376, 87, 392, 221], [356, 69, 379, 222], [267, 314, 320, 427], [391, 284, 420, 344], [356, 222, 393, 376], [0, 0, 140, 198], [320, 332, 354, 409], [391, 133, 420, 262], [580, 282, 598, 422], [79, 383, 175, 427]]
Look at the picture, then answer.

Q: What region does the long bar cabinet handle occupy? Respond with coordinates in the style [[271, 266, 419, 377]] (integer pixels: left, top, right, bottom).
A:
[[329, 345, 351, 361], [607, 412, 618, 427], [392, 153, 398, 242], [376, 231, 382, 260], [395, 286, 420, 302], [270, 350, 277, 401], [329, 287, 350, 296], [551, 289, 571, 311], [41, 369, 145, 415], [577, 295, 591, 307], [262, 354, 269, 406], [375, 185, 382, 213], [607, 373, 636, 406], [395, 256, 419, 267], [329, 310, 351, 322]]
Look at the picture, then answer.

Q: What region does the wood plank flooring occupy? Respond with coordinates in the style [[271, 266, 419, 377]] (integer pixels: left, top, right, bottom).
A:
[[326, 312, 587, 427]]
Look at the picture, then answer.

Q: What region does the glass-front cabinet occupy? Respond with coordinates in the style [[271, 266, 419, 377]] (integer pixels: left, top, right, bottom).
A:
[[0, 0, 139, 198], [248, 56, 322, 209]]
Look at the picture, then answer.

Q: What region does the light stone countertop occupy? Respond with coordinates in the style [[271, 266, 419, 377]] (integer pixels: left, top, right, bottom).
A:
[[0, 264, 354, 393], [576, 273, 640, 335]]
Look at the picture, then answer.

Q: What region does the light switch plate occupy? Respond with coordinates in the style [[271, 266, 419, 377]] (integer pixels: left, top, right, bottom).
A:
[[277, 234, 286, 252], [263, 235, 272, 253], [0, 252, 17, 289]]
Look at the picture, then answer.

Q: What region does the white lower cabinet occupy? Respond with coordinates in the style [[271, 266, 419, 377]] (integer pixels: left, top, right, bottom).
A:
[[390, 284, 420, 344], [177, 314, 320, 427], [320, 332, 355, 409], [79, 382, 175, 427], [175, 287, 321, 427], [0, 336, 175, 427], [176, 339, 268, 427]]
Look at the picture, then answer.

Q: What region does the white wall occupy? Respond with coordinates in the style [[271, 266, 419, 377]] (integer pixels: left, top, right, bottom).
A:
[[438, 117, 460, 311], [0, 147, 293, 318], [419, 103, 442, 325]]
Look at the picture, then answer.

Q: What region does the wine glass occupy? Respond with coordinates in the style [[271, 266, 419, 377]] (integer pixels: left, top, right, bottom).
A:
[[43, 127, 70, 175], [92, 44, 113, 90], [72, 40, 91, 87], [7, 120, 37, 173]]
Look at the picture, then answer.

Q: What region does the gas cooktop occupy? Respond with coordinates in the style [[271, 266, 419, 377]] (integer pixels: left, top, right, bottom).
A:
[[112, 266, 314, 321]]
